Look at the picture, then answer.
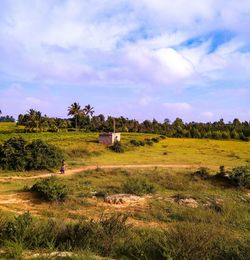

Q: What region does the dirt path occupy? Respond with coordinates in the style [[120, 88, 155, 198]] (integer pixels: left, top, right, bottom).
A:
[[0, 164, 200, 219], [0, 163, 199, 182]]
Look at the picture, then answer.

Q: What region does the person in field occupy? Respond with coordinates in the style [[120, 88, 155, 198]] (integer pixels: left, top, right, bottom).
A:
[[60, 159, 65, 174]]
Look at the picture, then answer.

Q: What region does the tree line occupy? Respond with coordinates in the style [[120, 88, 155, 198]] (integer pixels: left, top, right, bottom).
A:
[[1, 104, 250, 141], [0, 110, 15, 122]]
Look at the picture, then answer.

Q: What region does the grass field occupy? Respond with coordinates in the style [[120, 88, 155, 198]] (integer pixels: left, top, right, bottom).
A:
[[0, 122, 249, 171], [0, 122, 249, 258], [0, 167, 249, 258]]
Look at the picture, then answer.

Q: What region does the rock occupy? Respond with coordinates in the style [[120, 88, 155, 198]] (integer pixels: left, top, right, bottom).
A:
[[104, 194, 143, 204], [177, 198, 199, 208], [214, 198, 223, 205]]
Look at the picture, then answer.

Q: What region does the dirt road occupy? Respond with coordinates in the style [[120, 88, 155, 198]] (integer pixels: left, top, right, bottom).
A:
[[0, 163, 199, 182]]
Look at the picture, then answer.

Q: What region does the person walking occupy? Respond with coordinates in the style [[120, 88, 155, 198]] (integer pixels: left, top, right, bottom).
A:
[[60, 159, 65, 174]]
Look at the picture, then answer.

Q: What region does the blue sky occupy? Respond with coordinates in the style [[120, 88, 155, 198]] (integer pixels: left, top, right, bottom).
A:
[[0, 0, 249, 122]]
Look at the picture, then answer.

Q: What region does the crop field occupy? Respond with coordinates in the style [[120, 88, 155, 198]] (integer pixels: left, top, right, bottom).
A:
[[0, 122, 249, 258]]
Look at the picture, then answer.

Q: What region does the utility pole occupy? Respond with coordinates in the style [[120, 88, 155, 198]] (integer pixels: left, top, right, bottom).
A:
[[113, 118, 116, 133]]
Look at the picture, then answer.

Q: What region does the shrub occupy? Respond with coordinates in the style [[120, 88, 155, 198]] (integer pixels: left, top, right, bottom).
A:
[[158, 223, 240, 260], [192, 167, 210, 179], [144, 138, 153, 146], [110, 141, 124, 153], [130, 139, 140, 146], [138, 140, 145, 146], [239, 133, 249, 142], [228, 166, 250, 188], [25, 140, 63, 170], [30, 177, 69, 201], [4, 212, 33, 249], [151, 137, 160, 143], [99, 214, 129, 256], [0, 137, 63, 171], [115, 229, 164, 259], [4, 240, 24, 259], [130, 140, 145, 147], [215, 166, 250, 188], [122, 178, 156, 196], [0, 137, 27, 171]]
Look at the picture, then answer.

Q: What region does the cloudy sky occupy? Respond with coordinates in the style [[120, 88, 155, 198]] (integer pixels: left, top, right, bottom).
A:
[[0, 0, 250, 122]]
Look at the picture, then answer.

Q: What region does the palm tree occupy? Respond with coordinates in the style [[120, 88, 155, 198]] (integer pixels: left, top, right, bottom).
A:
[[27, 109, 41, 131], [67, 102, 82, 129], [83, 104, 95, 117]]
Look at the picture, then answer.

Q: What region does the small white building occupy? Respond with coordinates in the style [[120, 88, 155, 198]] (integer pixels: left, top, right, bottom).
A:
[[99, 132, 121, 146]]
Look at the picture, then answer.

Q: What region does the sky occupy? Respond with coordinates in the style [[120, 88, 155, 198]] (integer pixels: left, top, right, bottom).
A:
[[0, 0, 250, 122]]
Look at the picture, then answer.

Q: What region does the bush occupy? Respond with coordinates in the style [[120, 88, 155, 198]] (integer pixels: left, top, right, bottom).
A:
[[0, 137, 27, 171], [0, 137, 63, 171], [130, 140, 145, 147], [228, 166, 250, 188], [151, 137, 160, 143], [144, 138, 153, 146], [130, 139, 140, 146], [158, 223, 244, 260], [110, 141, 124, 153], [192, 167, 210, 179], [239, 133, 249, 142], [30, 177, 69, 201], [25, 140, 64, 170], [122, 178, 156, 196], [215, 166, 250, 188], [3, 212, 34, 257]]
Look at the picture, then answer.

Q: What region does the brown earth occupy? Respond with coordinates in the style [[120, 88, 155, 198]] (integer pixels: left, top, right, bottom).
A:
[[0, 163, 200, 182]]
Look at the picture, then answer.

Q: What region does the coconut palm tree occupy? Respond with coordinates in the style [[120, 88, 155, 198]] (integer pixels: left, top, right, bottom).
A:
[[27, 109, 42, 131], [83, 104, 95, 117], [67, 102, 82, 129]]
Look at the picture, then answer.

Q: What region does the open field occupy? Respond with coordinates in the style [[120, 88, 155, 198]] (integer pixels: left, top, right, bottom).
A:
[[0, 122, 249, 258], [0, 122, 249, 173], [0, 167, 249, 258]]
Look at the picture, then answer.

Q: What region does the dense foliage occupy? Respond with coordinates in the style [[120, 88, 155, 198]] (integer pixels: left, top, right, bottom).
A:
[[30, 177, 69, 201], [0, 137, 63, 171], [15, 107, 250, 141], [216, 166, 250, 188], [110, 140, 125, 153], [0, 115, 15, 122]]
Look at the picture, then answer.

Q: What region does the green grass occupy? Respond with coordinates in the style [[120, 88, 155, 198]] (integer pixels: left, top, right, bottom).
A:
[[0, 168, 249, 259], [0, 122, 249, 258], [0, 122, 249, 171]]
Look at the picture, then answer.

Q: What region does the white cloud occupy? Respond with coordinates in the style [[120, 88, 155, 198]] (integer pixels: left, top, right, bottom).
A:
[[162, 102, 192, 112], [0, 0, 249, 121], [201, 111, 214, 119]]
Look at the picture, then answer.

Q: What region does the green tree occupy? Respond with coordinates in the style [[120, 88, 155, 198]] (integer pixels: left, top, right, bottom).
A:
[[67, 102, 82, 129], [83, 104, 95, 117], [26, 109, 42, 132]]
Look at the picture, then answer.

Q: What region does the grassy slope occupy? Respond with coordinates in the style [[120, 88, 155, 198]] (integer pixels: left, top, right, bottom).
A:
[[0, 123, 249, 258], [0, 168, 249, 239], [0, 122, 249, 169]]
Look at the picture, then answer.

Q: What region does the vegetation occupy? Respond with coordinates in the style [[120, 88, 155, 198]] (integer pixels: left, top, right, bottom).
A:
[[30, 176, 69, 201], [0, 166, 249, 258], [0, 113, 249, 258], [110, 141, 124, 153], [216, 166, 250, 188], [2, 103, 248, 141], [122, 177, 156, 195], [0, 137, 63, 171], [0, 115, 15, 122]]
